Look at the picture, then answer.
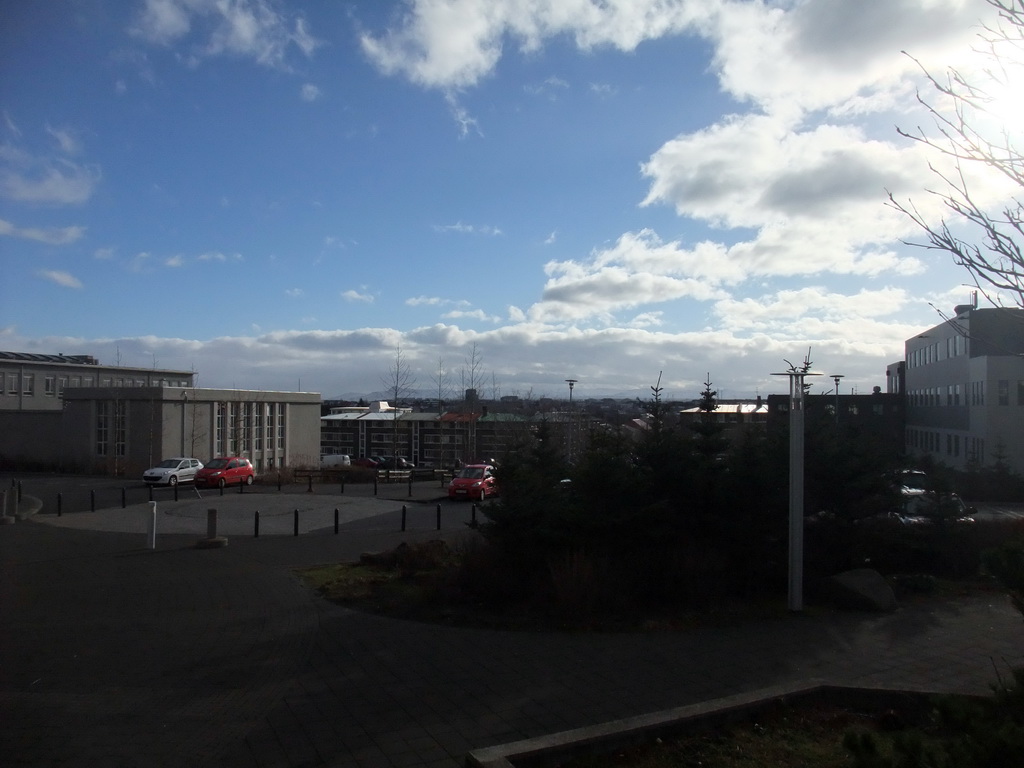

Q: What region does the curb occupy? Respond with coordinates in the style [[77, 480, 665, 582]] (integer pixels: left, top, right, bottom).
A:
[[465, 681, 958, 768]]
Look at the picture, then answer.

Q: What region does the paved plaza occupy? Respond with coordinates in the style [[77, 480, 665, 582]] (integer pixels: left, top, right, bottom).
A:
[[2, 481, 1023, 767]]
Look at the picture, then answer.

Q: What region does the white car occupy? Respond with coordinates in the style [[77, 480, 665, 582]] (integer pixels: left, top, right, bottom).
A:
[[143, 457, 203, 486]]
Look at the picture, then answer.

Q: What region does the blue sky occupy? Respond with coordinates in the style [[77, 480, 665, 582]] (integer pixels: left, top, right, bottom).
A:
[[1, 0, 1017, 400]]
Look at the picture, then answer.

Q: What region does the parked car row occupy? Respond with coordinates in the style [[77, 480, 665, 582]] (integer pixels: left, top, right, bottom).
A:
[[142, 456, 254, 488]]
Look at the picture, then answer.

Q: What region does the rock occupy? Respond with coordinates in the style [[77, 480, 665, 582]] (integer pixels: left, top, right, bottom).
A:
[[827, 568, 897, 612]]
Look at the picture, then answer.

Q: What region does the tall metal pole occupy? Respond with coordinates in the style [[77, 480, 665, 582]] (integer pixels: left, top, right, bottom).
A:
[[773, 365, 820, 612], [565, 379, 577, 461], [829, 374, 844, 425]]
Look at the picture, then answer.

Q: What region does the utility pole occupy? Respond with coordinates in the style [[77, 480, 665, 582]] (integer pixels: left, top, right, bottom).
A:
[[773, 352, 820, 612], [829, 374, 844, 425], [565, 379, 577, 461]]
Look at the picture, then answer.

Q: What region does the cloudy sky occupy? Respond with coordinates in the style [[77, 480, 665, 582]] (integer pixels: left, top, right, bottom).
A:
[[1, 0, 1017, 401]]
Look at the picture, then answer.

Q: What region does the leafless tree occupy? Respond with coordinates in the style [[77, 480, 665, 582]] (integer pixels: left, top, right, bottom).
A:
[[430, 357, 455, 468], [888, 0, 1024, 308], [460, 342, 486, 400], [380, 345, 417, 459]]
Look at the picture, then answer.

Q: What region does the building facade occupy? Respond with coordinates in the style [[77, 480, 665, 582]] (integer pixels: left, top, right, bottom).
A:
[[0, 351, 321, 475], [901, 306, 1024, 474], [321, 402, 530, 468]]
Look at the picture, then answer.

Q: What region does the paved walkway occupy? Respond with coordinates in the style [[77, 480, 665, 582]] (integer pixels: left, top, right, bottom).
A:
[[2, 488, 1023, 767]]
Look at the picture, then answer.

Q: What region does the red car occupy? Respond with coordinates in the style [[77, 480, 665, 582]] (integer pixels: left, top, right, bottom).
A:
[[448, 464, 497, 501], [194, 457, 255, 488]]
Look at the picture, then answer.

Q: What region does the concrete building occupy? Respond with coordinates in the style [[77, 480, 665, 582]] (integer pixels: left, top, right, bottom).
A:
[[1, 351, 321, 476], [899, 305, 1024, 475]]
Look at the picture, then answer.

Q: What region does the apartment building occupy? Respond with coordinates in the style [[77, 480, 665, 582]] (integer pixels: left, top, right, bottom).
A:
[[900, 305, 1024, 475]]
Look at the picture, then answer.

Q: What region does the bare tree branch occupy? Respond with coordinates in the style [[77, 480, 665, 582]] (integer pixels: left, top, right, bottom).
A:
[[889, 0, 1024, 308]]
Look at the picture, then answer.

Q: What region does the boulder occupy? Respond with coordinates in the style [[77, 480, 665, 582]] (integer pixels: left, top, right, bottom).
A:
[[827, 568, 897, 612]]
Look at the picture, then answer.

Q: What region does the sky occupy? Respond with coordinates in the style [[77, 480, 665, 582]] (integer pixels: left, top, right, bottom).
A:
[[1, 0, 1020, 402]]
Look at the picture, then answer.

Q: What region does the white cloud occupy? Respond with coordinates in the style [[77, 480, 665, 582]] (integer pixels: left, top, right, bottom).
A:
[[300, 83, 321, 101], [45, 125, 81, 155], [131, 0, 321, 68], [359, 0, 705, 90], [0, 143, 100, 204], [286, 288, 304, 298], [0, 218, 85, 245], [38, 269, 83, 289], [442, 308, 502, 323], [433, 221, 502, 235], [165, 255, 184, 267], [342, 289, 374, 303], [707, 0, 985, 116]]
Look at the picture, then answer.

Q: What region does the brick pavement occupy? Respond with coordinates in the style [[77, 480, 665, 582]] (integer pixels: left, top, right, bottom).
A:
[[2, 488, 1023, 767]]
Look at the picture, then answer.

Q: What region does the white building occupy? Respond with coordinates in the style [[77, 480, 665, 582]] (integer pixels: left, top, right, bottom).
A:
[[900, 305, 1024, 475]]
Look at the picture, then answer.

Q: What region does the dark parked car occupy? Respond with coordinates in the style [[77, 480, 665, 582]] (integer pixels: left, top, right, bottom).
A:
[[353, 456, 384, 468], [892, 491, 976, 525], [379, 457, 415, 470]]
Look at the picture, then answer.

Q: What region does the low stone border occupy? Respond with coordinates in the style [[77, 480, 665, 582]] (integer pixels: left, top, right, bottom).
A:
[[465, 680, 956, 768]]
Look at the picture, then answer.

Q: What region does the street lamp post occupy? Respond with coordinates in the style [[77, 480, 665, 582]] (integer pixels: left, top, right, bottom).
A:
[[829, 374, 844, 425], [772, 362, 821, 612], [565, 379, 577, 460]]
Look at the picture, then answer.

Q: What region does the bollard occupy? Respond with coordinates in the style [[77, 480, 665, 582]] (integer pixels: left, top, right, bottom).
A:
[[373, 474, 378, 496], [293, 508, 299, 537], [239, 478, 244, 494], [334, 507, 339, 535], [148, 485, 153, 502], [219, 483, 224, 496], [408, 475, 413, 497], [471, 503, 477, 528], [340, 475, 345, 494], [174, 483, 179, 502], [436, 503, 441, 531], [255, 510, 260, 538], [122, 487, 127, 509], [148, 501, 157, 550], [401, 504, 407, 532], [57, 492, 62, 517], [195, 507, 227, 548], [307, 474, 313, 493], [277, 474, 282, 491], [17, 480, 22, 503], [91, 489, 96, 513]]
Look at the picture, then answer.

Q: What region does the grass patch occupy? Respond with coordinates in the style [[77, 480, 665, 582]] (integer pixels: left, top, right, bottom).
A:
[[561, 696, 955, 768]]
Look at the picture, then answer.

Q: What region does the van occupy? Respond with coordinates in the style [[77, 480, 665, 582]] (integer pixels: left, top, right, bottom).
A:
[[320, 454, 352, 468]]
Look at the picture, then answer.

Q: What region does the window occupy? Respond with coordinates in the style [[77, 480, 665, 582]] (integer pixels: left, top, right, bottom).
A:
[[215, 403, 225, 455], [59, 377, 67, 395], [45, 376, 56, 397], [998, 380, 1010, 406], [3, 373, 13, 395], [96, 402, 110, 455], [23, 374, 34, 396], [114, 401, 126, 457]]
